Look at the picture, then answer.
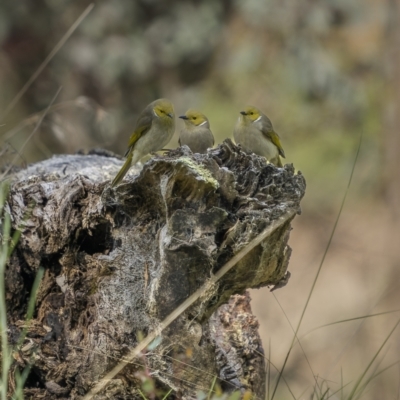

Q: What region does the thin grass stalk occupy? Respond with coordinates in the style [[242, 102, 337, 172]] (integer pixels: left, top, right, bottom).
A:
[[0, 4, 94, 123], [161, 389, 173, 400], [301, 309, 400, 339], [325, 382, 352, 400], [347, 319, 400, 399], [0, 198, 11, 400], [0, 183, 43, 399], [270, 131, 363, 400], [12, 365, 32, 400], [267, 339, 271, 400], [207, 376, 217, 400], [340, 369, 344, 400], [16, 267, 44, 350], [352, 360, 400, 399], [82, 208, 297, 399], [272, 293, 318, 388], [0, 87, 62, 182]]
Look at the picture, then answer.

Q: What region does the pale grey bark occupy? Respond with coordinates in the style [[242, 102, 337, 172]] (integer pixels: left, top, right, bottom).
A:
[[5, 140, 305, 399]]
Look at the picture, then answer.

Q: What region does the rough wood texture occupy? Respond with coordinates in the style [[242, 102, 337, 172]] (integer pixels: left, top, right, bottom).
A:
[[5, 140, 305, 399]]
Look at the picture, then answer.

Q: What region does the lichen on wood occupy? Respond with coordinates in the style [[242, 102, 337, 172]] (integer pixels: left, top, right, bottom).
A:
[[5, 140, 305, 399]]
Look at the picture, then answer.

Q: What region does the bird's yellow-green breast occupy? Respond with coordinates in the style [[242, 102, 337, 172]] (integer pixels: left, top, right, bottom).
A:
[[234, 105, 285, 167], [179, 109, 214, 154], [111, 98, 175, 187]]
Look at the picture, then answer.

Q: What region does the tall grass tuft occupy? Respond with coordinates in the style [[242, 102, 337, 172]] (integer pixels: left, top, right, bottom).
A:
[[0, 182, 44, 400]]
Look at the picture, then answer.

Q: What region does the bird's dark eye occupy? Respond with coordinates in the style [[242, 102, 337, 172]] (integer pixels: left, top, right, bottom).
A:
[[193, 117, 197, 120], [250, 112, 253, 115]]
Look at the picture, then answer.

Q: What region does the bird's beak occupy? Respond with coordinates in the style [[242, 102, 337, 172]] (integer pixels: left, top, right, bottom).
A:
[[167, 113, 174, 119], [179, 115, 189, 120], [240, 111, 246, 115]]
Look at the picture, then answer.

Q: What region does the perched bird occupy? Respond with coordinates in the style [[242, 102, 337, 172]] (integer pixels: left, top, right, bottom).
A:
[[179, 109, 214, 154], [233, 106, 285, 167], [111, 98, 175, 187]]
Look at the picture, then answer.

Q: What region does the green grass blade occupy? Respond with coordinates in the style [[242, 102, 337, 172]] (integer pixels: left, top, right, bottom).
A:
[[267, 339, 271, 400], [0, 183, 9, 211], [0, 180, 42, 398], [137, 388, 149, 400], [353, 359, 400, 400], [161, 388, 173, 400], [347, 319, 400, 399], [0, 206, 11, 400], [325, 379, 352, 400], [16, 267, 44, 349], [12, 364, 32, 400], [207, 376, 217, 400], [341, 369, 344, 400]]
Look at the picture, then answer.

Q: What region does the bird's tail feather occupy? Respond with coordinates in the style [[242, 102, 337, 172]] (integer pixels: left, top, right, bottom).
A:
[[111, 154, 133, 187]]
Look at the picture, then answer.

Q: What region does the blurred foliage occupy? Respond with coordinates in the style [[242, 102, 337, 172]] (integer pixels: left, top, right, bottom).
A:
[[0, 0, 392, 210]]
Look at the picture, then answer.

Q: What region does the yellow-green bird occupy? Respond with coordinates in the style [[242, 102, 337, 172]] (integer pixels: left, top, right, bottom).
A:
[[179, 109, 214, 154], [111, 98, 175, 187], [233, 106, 285, 167]]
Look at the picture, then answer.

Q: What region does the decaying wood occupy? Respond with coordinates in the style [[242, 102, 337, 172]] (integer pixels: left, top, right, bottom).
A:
[[4, 140, 305, 399]]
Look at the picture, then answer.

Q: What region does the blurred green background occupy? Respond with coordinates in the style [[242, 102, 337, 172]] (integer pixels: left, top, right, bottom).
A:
[[1, 1, 400, 399]]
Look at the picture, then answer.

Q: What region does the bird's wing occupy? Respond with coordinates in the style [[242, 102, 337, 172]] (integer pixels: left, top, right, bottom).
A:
[[261, 128, 285, 158], [111, 153, 133, 187], [124, 112, 153, 157], [209, 128, 215, 146]]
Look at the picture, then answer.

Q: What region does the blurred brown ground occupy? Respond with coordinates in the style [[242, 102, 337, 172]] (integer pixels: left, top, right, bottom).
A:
[[251, 201, 400, 398], [1, 0, 400, 398]]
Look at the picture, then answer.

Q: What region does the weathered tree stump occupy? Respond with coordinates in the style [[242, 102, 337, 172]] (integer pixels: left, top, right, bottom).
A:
[[5, 140, 305, 399]]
